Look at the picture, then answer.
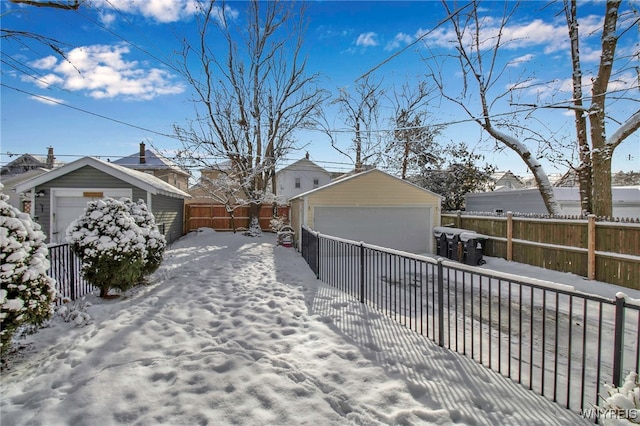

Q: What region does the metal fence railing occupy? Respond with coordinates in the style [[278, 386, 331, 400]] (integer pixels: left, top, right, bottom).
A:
[[47, 243, 97, 303], [300, 226, 640, 421]]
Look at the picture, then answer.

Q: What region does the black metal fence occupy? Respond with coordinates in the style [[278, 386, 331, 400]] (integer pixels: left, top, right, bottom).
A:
[[300, 226, 640, 419], [47, 243, 97, 303]]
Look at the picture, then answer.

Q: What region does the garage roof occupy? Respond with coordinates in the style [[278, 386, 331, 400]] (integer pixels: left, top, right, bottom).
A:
[[289, 168, 442, 201], [13, 157, 191, 199]]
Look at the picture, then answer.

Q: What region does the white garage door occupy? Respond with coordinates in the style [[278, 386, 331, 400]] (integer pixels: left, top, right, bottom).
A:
[[52, 197, 91, 243], [51, 189, 132, 243], [314, 206, 431, 253]]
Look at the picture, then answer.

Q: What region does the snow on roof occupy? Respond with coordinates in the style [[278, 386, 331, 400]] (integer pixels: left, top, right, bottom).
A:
[[112, 149, 190, 177], [289, 168, 442, 200], [276, 157, 329, 175], [13, 157, 191, 199]]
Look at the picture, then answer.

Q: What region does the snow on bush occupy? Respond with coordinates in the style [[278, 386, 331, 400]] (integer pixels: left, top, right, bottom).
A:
[[122, 198, 166, 277], [0, 192, 56, 354], [598, 372, 640, 425], [56, 297, 92, 327], [66, 197, 147, 298]]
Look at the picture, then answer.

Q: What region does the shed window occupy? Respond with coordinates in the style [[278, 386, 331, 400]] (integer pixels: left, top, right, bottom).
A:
[[295, 177, 301, 188]]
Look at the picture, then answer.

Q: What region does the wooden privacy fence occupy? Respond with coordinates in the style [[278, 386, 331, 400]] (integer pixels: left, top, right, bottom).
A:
[[184, 203, 290, 232], [442, 212, 640, 289]]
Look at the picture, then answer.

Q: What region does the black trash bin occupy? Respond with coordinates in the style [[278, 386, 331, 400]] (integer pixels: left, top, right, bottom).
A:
[[433, 227, 449, 258], [460, 232, 487, 265], [445, 229, 462, 261]]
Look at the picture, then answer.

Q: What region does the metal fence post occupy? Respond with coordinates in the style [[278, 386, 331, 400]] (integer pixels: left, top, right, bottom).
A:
[[612, 294, 625, 387], [69, 245, 77, 301], [314, 232, 320, 279], [437, 258, 444, 347], [359, 242, 365, 303]]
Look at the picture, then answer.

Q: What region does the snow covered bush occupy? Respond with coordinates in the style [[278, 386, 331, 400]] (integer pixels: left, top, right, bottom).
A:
[[66, 197, 147, 298], [598, 372, 640, 424], [56, 298, 92, 327], [0, 192, 56, 354], [122, 198, 166, 277]]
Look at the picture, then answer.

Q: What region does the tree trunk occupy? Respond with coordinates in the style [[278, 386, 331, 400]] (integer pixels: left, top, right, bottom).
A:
[[565, 0, 593, 215], [587, 0, 620, 217], [592, 149, 613, 217], [246, 201, 262, 236]]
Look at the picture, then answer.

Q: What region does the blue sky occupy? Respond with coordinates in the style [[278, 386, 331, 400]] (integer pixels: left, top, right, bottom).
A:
[[1, 0, 638, 179]]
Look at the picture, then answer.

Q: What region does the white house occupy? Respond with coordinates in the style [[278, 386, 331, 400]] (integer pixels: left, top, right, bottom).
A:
[[276, 154, 331, 202], [465, 186, 640, 218]]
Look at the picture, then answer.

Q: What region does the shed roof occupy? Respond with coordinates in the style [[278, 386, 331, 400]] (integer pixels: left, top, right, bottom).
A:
[[289, 168, 442, 201], [13, 157, 191, 199]]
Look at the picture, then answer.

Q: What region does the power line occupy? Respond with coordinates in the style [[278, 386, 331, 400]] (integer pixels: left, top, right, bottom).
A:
[[1, 83, 177, 138], [356, 2, 473, 82]]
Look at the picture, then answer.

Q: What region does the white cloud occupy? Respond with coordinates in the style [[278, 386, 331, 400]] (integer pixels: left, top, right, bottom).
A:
[[355, 32, 378, 47], [29, 95, 64, 105], [385, 33, 413, 51], [27, 44, 184, 101], [507, 53, 534, 68], [93, 0, 236, 24]]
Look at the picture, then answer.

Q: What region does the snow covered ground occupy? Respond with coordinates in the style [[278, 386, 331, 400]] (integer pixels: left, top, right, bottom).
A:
[[0, 229, 611, 425]]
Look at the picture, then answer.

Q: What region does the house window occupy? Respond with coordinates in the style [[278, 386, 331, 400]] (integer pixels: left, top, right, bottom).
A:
[[295, 177, 301, 189], [313, 178, 319, 188]]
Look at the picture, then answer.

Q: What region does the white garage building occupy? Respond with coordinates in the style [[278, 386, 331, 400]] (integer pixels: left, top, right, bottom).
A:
[[289, 169, 442, 254]]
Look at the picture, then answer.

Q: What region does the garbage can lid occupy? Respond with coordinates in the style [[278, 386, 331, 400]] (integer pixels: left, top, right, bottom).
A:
[[459, 231, 478, 242]]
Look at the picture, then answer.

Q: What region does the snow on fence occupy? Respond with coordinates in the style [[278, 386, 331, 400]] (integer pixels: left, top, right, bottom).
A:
[[47, 243, 97, 304], [442, 211, 640, 289], [184, 204, 290, 232], [300, 226, 640, 420]]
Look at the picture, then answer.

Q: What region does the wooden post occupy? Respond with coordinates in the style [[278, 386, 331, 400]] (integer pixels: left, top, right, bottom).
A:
[[507, 211, 513, 261], [588, 214, 596, 280]]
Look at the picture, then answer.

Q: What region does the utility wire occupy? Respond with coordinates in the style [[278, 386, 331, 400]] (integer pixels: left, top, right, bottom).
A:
[[356, 2, 473, 82], [1, 83, 177, 138]]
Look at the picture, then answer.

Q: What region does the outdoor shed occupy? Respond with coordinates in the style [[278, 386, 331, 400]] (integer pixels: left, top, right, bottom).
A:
[[289, 169, 442, 254], [12, 157, 191, 244]]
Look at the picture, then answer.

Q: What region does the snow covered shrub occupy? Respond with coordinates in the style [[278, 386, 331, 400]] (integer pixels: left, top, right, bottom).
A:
[[598, 372, 640, 424], [269, 216, 287, 232], [0, 192, 56, 354], [57, 298, 92, 327], [66, 197, 147, 298], [122, 198, 166, 277]]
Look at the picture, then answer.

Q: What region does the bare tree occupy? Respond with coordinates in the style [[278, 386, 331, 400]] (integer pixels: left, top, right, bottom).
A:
[[385, 81, 440, 179], [430, 0, 562, 214], [322, 75, 385, 172], [430, 0, 639, 216], [174, 0, 326, 235], [2, 0, 83, 71], [563, 0, 640, 216], [7, 0, 81, 10]]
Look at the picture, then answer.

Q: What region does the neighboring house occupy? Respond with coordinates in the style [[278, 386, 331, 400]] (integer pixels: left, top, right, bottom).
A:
[[490, 170, 525, 190], [112, 143, 190, 191], [276, 153, 331, 202], [13, 157, 191, 244], [465, 186, 640, 218], [0, 147, 62, 177], [289, 168, 442, 254], [1, 168, 50, 211], [188, 161, 250, 204]]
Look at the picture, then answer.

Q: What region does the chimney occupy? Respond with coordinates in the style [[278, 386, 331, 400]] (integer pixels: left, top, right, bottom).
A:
[[305, 152, 309, 160], [139, 142, 146, 164], [46, 146, 55, 169]]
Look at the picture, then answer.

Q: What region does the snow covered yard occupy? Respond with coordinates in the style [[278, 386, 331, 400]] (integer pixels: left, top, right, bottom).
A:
[[1, 229, 589, 425]]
